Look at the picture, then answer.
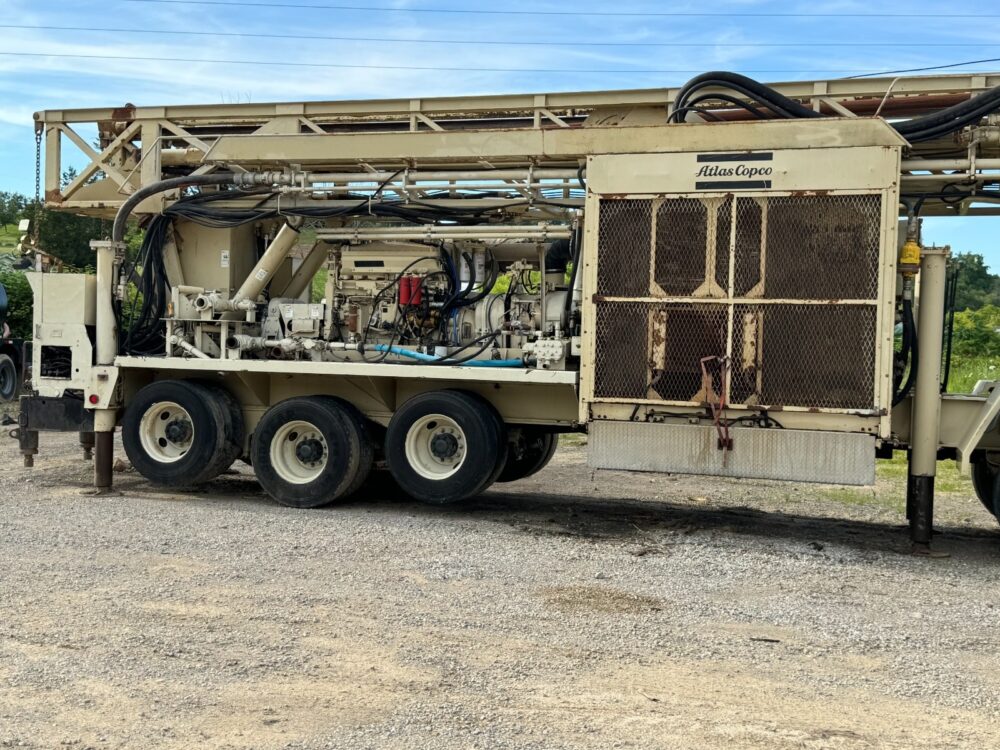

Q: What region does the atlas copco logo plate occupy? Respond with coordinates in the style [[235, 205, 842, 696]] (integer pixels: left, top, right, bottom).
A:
[[695, 152, 773, 190]]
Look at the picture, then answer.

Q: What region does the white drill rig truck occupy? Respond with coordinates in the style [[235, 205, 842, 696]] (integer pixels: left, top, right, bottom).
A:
[[15, 71, 1000, 550]]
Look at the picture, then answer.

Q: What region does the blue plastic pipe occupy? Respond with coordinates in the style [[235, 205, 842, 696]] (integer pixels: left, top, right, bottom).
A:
[[373, 344, 523, 367]]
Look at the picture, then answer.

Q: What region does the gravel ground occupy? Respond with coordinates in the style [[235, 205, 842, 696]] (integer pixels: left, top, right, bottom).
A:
[[2, 431, 1000, 749]]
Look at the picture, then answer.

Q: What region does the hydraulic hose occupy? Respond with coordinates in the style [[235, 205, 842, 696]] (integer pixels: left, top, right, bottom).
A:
[[112, 173, 236, 242], [892, 298, 919, 406], [672, 71, 1000, 143], [372, 344, 522, 367]]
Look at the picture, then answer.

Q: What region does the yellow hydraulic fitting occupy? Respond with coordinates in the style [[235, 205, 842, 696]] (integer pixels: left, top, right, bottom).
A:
[[899, 213, 922, 279], [899, 236, 922, 277]]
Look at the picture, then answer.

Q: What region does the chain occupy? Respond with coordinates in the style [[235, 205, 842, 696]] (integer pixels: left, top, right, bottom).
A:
[[32, 127, 42, 243]]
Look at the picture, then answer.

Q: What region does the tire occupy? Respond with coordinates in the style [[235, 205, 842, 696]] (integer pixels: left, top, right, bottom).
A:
[[460, 391, 508, 489], [0, 353, 19, 402], [497, 428, 558, 483], [193, 381, 245, 473], [385, 390, 503, 505], [122, 380, 234, 487], [251, 397, 362, 509], [314, 396, 374, 498], [972, 453, 1000, 519]]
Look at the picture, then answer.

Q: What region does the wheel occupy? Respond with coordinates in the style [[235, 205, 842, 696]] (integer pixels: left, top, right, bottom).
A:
[[972, 452, 1000, 518], [314, 396, 374, 497], [251, 397, 363, 508], [122, 380, 237, 487], [385, 390, 504, 505], [497, 428, 558, 483], [0, 353, 19, 402], [192, 381, 245, 473], [460, 391, 509, 489]]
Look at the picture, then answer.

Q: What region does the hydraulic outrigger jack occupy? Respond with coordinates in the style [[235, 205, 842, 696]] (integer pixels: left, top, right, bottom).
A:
[[95, 430, 113, 491], [906, 245, 949, 555]]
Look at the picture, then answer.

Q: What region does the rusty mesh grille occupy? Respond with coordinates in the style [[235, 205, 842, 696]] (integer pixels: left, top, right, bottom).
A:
[[761, 195, 882, 300], [730, 305, 877, 409], [653, 198, 708, 296], [597, 199, 651, 296], [593, 302, 728, 401], [592, 194, 884, 411]]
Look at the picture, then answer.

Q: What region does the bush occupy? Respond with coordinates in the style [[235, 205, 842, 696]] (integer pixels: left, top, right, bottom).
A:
[[0, 267, 33, 339], [951, 304, 1000, 359]]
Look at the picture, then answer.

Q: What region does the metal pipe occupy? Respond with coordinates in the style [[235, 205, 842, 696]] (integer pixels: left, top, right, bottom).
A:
[[306, 168, 579, 182], [292, 181, 578, 194], [92, 240, 119, 367], [230, 221, 301, 308], [908, 246, 950, 548], [902, 158, 1000, 171], [315, 225, 571, 242], [169, 335, 211, 359]]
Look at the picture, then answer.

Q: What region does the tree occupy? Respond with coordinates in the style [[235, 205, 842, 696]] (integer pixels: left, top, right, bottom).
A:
[[0, 191, 26, 230], [31, 168, 108, 269], [952, 252, 1000, 311]]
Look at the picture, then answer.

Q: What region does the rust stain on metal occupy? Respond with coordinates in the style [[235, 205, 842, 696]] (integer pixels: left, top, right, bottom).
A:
[[110, 103, 137, 122]]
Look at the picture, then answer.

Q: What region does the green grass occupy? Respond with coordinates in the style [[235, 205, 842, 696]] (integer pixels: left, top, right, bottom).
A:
[[0, 225, 19, 254], [946, 354, 997, 394], [807, 453, 972, 513]]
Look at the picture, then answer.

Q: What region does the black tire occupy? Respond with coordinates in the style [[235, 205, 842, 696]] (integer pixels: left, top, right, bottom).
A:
[[251, 397, 361, 509], [972, 453, 1000, 519], [497, 428, 558, 483], [385, 390, 503, 505], [460, 391, 508, 490], [315, 396, 374, 498], [122, 380, 233, 487], [0, 353, 19, 402], [193, 381, 245, 473]]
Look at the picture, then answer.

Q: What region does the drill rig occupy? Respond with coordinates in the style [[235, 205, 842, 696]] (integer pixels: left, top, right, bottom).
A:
[[17, 71, 1000, 548]]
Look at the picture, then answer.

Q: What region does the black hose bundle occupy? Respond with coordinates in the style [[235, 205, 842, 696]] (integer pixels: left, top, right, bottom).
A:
[[120, 215, 172, 355], [671, 71, 1000, 143], [161, 187, 572, 230]]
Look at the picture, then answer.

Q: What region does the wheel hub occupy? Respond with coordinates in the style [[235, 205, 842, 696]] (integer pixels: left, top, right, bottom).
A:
[[295, 438, 325, 465], [430, 432, 459, 460], [164, 419, 192, 444]]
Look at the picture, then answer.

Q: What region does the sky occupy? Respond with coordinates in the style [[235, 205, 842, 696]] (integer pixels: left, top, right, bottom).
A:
[[0, 0, 999, 269]]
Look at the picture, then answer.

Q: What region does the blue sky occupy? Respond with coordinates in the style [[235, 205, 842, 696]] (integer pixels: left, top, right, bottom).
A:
[[1, 0, 999, 268]]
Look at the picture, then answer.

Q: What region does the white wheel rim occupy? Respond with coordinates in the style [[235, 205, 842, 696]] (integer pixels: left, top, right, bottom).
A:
[[404, 413, 466, 480], [270, 420, 328, 485], [139, 401, 194, 464]]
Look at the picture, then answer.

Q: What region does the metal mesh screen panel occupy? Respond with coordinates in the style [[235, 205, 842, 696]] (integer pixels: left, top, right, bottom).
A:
[[593, 302, 727, 401], [762, 195, 882, 300], [730, 305, 877, 409], [597, 199, 651, 296], [653, 198, 708, 296], [592, 194, 884, 411]]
